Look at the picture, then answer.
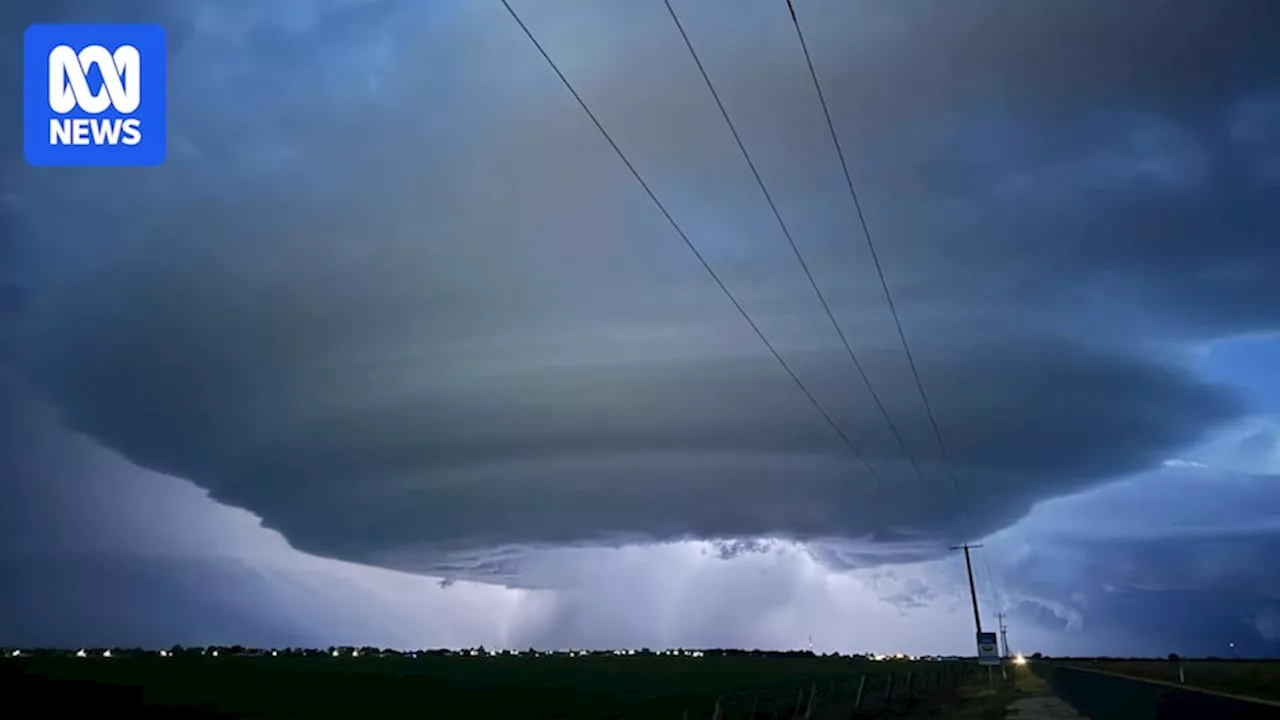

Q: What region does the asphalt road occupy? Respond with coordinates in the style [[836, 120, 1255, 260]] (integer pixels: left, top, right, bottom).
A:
[[1035, 663, 1279, 720]]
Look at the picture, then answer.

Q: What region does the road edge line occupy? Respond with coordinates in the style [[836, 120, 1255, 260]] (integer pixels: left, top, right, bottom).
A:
[[1051, 663, 1280, 709]]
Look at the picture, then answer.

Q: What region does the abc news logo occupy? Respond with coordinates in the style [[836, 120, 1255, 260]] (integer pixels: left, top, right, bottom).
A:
[[48, 44, 144, 147], [23, 24, 167, 167]]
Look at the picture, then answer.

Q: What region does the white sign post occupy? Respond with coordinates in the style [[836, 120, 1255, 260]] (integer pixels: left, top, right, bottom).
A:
[[977, 632, 1000, 667]]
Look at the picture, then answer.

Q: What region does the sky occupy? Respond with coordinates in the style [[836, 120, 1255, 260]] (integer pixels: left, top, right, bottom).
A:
[[2, 0, 1279, 658]]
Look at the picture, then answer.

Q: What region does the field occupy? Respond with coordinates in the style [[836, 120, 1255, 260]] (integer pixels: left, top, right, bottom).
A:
[[1064, 659, 1280, 703], [0, 652, 996, 719]]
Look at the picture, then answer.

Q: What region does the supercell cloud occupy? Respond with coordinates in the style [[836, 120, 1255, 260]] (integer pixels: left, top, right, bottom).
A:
[[2, 0, 1279, 584]]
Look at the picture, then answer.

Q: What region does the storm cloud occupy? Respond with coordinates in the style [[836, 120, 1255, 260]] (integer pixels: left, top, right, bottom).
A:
[[985, 422, 1280, 657], [2, 0, 1278, 582], [0, 373, 522, 650]]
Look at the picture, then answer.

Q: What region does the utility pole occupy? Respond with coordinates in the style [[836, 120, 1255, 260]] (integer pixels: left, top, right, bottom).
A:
[[950, 543, 984, 634], [995, 612, 1010, 680], [995, 613, 1009, 659], [952, 542, 993, 688]]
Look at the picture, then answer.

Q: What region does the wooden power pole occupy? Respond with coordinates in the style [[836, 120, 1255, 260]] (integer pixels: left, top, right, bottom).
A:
[[950, 543, 984, 634]]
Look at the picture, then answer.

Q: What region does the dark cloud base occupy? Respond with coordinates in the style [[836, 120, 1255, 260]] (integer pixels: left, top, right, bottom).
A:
[[1, 0, 1277, 576]]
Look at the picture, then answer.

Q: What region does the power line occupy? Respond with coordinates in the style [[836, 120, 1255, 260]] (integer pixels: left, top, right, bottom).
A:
[[499, 0, 881, 483], [666, 1, 975, 578], [667, 0, 965, 590], [784, 0, 1005, 611]]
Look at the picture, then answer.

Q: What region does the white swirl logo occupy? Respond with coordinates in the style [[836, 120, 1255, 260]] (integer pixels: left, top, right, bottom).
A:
[[47, 44, 140, 114]]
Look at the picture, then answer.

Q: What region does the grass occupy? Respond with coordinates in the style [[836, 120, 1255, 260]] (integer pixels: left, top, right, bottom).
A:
[[2, 654, 981, 719], [946, 684, 1016, 720], [1066, 659, 1280, 703], [855, 666, 1014, 720], [953, 667, 1017, 719]]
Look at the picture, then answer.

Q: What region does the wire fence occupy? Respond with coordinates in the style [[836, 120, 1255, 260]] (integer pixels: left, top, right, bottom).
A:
[[585, 660, 989, 720], [666, 660, 989, 720]]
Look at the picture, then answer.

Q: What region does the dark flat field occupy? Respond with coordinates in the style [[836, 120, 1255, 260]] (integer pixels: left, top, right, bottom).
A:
[[1, 653, 975, 719]]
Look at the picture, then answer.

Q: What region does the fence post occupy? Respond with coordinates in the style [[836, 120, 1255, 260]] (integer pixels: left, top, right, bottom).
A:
[[906, 671, 913, 702], [884, 673, 895, 706], [804, 682, 817, 719], [793, 687, 804, 717], [853, 674, 866, 710], [712, 696, 724, 720], [749, 696, 758, 719]]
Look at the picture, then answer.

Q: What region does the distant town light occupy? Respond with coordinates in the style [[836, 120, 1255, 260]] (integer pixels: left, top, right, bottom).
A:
[[1014, 654, 1027, 666], [10, 650, 19, 657], [272, 650, 279, 657], [75, 649, 87, 658], [158, 650, 168, 657], [211, 650, 219, 657], [102, 650, 112, 658], [331, 650, 340, 657]]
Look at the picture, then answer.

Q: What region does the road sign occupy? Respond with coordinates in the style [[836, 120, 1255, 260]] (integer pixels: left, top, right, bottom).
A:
[[977, 631, 1000, 666]]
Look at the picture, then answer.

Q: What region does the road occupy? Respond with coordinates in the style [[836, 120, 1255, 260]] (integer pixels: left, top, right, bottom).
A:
[[1035, 663, 1279, 720]]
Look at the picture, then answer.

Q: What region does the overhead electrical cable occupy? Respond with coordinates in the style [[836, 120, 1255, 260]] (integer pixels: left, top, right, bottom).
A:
[[664, 0, 932, 490], [500, 0, 882, 484], [785, 0, 1005, 611]]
